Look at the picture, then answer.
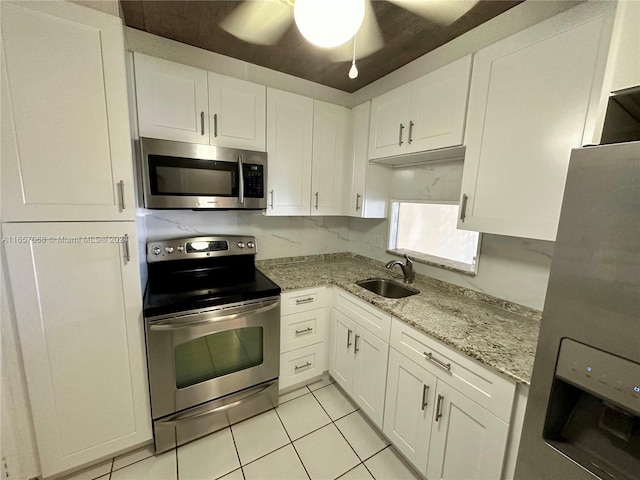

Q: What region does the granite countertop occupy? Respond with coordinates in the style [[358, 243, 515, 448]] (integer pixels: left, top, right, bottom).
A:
[[258, 253, 541, 385]]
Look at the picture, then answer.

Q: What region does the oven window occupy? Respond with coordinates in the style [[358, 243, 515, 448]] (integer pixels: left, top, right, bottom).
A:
[[174, 327, 263, 389]]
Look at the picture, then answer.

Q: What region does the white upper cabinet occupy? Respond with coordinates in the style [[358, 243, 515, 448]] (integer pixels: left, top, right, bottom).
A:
[[3, 222, 151, 478], [1, 1, 135, 222], [344, 102, 389, 218], [458, 3, 613, 241], [368, 84, 412, 159], [368, 56, 471, 160], [408, 56, 472, 153], [311, 100, 348, 216], [208, 72, 266, 151], [607, 0, 640, 93], [266, 88, 313, 215], [134, 54, 267, 151], [134, 53, 209, 143]]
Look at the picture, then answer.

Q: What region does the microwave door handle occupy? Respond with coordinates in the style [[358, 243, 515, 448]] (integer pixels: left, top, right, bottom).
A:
[[237, 154, 244, 205]]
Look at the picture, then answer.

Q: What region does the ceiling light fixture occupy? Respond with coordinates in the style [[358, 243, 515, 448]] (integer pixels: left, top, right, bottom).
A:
[[294, 0, 366, 48], [348, 35, 358, 79]]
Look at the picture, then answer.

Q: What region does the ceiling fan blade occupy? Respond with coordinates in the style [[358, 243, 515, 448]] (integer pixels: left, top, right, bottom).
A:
[[220, 0, 294, 46], [326, 0, 384, 62], [387, 0, 479, 26]]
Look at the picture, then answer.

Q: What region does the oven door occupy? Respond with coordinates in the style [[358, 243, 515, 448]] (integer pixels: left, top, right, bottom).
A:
[[145, 296, 280, 420]]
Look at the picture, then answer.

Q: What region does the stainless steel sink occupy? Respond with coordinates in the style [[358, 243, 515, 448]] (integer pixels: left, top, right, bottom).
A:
[[356, 279, 419, 299]]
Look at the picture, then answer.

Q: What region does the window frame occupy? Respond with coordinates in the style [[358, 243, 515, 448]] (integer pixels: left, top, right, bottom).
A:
[[387, 199, 482, 276]]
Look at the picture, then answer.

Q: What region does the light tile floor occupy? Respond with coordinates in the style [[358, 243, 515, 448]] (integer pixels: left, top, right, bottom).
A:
[[62, 377, 423, 480]]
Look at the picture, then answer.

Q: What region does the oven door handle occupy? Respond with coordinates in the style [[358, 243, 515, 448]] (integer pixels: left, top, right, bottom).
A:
[[148, 298, 279, 331], [156, 380, 277, 426]]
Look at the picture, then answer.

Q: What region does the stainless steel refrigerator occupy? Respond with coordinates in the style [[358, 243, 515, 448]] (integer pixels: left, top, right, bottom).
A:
[[515, 140, 640, 480]]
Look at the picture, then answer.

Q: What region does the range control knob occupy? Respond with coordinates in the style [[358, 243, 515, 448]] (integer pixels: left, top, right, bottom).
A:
[[152, 245, 161, 255], [165, 246, 174, 254], [237, 241, 246, 249], [247, 241, 255, 249]]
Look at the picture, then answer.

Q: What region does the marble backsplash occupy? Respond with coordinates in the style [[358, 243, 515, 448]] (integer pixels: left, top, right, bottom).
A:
[[142, 209, 351, 259]]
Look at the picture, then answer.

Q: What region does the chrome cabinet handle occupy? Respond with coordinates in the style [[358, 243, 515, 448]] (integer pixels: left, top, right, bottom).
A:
[[460, 194, 468, 222], [123, 234, 131, 263], [314, 192, 319, 210], [213, 113, 218, 137], [269, 190, 274, 209], [421, 384, 429, 411], [347, 329, 353, 348], [118, 180, 126, 210], [354, 334, 360, 353], [424, 351, 451, 371], [355, 193, 361, 211], [295, 327, 313, 335], [295, 362, 312, 371], [200, 111, 205, 135], [408, 121, 414, 144], [435, 394, 444, 421], [398, 123, 404, 146], [295, 297, 314, 305], [237, 155, 244, 204]]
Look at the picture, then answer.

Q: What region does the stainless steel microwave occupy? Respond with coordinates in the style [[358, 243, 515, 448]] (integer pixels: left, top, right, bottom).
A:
[[138, 137, 267, 210]]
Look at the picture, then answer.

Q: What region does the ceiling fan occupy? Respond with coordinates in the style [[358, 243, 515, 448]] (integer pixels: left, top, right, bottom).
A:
[[220, 0, 479, 65]]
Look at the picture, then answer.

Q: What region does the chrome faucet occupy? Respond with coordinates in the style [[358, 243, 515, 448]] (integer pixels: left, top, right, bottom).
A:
[[385, 254, 415, 284]]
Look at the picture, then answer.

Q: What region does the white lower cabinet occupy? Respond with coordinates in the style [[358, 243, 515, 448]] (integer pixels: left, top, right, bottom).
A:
[[2, 222, 151, 478], [279, 287, 328, 389], [385, 319, 515, 480], [384, 348, 436, 472], [426, 381, 509, 480], [329, 288, 391, 428]]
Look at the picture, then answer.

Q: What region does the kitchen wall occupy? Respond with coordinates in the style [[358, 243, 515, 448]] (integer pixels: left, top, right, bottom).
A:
[[144, 210, 351, 259], [349, 161, 554, 311], [141, 160, 553, 311]]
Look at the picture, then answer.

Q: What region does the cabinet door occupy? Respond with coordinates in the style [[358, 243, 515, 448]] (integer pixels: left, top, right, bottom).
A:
[[0, 1, 135, 222], [328, 309, 356, 392], [135, 53, 209, 143], [266, 88, 313, 215], [383, 348, 436, 474], [208, 72, 266, 151], [426, 381, 509, 480], [345, 101, 389, 218], [352, 327, 389, 428], [368, 84, 411, 159], [407, 56, 471, 153], [2, 222, 151, 478], [608, 0, 640, 93], [459, 4, 611, 240], [311, 101, 348, 216]]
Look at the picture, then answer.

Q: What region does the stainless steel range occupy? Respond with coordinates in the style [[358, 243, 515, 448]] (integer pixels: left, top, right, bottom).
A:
[[143, 235, 281, 453]]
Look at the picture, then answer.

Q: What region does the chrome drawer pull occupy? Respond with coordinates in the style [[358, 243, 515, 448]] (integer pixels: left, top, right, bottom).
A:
[[354, 334, 360, 353], [398, 123, 404, 146], [295, 327, 313, 335], [295, 297, 314, 305], [118, 180, 126, 210], [347, 329, 353, 348], [435, 394, 444, 422], [355, 193, 361, 211], [200, 111, 205, 135], [459, 194, 468, 222], [424, 351, 451, 371], [294, 362, 312, 371], [421, 384, 429, 411]]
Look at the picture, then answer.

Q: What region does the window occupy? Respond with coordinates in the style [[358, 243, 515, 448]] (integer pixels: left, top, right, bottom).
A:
[[389, 201, 481, 274]]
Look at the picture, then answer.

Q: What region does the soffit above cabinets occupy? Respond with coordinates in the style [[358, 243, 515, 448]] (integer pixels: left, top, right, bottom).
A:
[[119, 0, 524, 93]]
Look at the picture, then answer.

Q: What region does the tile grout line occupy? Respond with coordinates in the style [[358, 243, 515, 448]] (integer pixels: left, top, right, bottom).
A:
[[228, 423, 247, 480], [308, 387, 366, 479], [273, 404, 312, 480]]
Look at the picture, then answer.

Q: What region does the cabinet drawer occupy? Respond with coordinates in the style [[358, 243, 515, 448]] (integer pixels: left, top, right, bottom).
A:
[[390, 319, 515, 421], [334, 288, 391, 341], [281, 308, 326, 353], [279, 343, 327, 390], [281, 287, 326, 315]]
